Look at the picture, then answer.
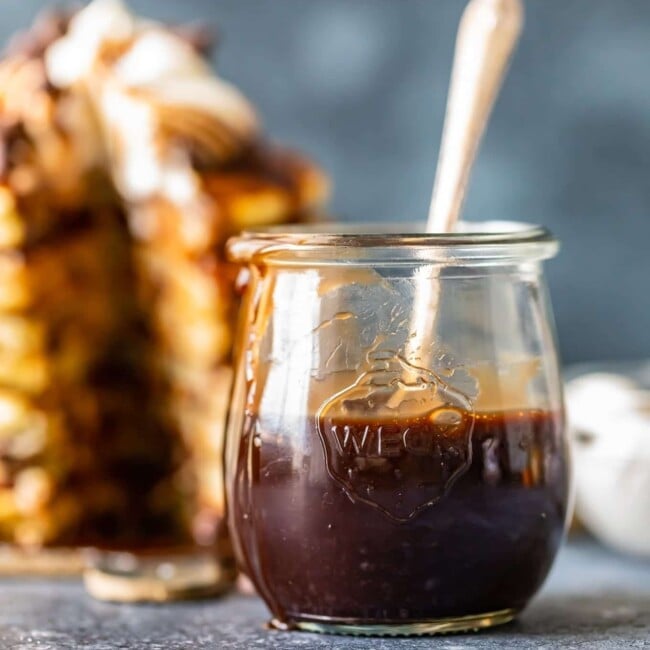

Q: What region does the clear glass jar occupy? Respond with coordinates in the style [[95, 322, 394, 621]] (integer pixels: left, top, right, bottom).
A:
[[225, 222, 570, 636]]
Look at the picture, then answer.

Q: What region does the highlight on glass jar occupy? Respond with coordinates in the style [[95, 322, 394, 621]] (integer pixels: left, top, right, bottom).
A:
[[225, 222, 571, 636]]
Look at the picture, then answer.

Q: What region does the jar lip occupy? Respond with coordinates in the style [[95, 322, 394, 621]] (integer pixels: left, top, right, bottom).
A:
[[227, 220, 559, 265]]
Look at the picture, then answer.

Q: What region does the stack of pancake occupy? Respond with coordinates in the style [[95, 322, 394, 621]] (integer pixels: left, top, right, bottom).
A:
[[0, 0, 328, 563]]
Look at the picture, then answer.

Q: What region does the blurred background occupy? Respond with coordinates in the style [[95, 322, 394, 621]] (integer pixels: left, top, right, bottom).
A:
[[3, 0, 649, 365]]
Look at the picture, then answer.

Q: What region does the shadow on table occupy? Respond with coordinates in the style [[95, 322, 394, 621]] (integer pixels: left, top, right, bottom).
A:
[[508, 593, 650, 638]]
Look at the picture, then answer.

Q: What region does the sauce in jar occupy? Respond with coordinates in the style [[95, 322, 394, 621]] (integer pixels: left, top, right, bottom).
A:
[[231, 408, 568, 629], [225, 222, 567, 634]]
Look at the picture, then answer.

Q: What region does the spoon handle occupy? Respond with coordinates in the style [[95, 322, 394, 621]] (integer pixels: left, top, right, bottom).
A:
[[427, 0, 524, 232]]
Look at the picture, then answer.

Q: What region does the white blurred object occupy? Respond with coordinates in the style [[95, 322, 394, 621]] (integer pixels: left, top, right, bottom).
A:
[[566, 366, 650, 557], [45, 0, 259, 205]]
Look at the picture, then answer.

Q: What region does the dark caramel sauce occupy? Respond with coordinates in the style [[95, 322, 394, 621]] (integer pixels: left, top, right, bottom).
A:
[[231, 409, 569, 626]]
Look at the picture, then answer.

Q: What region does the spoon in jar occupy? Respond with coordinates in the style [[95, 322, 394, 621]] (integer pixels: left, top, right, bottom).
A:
[[405, 0, 524, 368]]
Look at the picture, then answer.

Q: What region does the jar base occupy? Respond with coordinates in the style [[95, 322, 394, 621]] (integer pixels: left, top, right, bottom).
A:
[[270, 608, 518, 636]]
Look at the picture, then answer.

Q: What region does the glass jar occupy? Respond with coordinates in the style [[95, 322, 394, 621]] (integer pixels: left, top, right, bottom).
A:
[[225, 222, 570, 635]]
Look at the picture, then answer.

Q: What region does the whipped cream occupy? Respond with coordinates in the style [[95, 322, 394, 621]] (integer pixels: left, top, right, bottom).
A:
[[45, 0, 135, 88], [566, 371, 650, 556], [44, 0, 259, 209]]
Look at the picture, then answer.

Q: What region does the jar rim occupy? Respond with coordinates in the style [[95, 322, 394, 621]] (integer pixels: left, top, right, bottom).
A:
[[227, 220, 559, 266]]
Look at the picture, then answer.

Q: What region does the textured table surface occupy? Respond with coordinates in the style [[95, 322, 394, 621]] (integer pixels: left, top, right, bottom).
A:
[[0, 539, 648, 650]]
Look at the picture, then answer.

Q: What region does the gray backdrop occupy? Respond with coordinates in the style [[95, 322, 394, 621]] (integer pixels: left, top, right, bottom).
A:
[[3, 0, 649, 364]]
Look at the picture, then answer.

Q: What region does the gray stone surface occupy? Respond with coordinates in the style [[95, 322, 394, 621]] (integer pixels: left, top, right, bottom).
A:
[[0, 539, 647, 649]]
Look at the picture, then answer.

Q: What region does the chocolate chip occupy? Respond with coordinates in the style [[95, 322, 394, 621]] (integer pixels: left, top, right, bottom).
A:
[[3, 6, 74, 59], [169, 23, 218, 57], [0, 119, 28, 179]]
